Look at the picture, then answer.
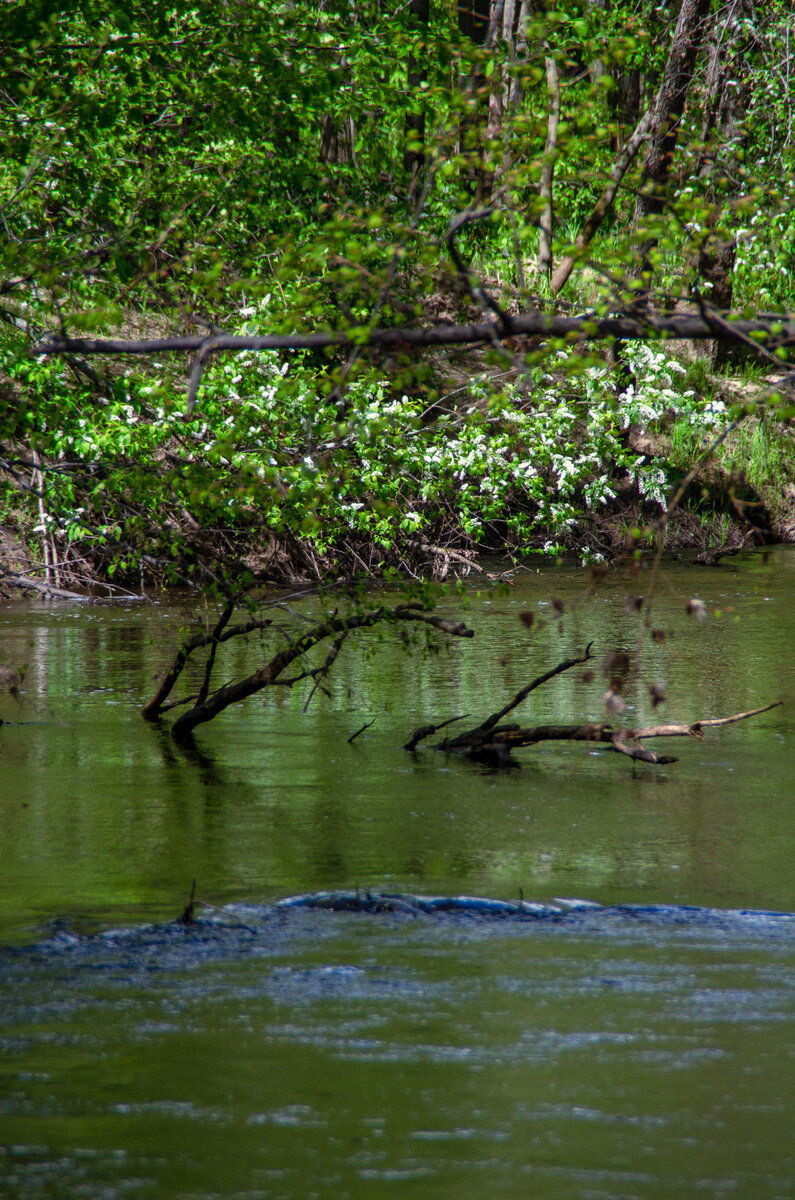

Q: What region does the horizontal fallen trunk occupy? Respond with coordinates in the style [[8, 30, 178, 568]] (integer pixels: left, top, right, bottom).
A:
[[468, 702, 782, 765], [32, 307, 795, 415]]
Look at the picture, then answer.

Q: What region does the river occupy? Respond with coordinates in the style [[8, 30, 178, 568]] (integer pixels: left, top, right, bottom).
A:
[[1, 549, 793, 1198]]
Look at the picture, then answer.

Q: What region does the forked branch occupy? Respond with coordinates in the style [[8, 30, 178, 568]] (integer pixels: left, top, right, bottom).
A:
[[143, 601, 474, 740], [404, 638, 781, 767]]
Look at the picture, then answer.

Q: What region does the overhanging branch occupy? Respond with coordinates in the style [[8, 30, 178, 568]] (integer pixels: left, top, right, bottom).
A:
[[32, 310, 795, 360]]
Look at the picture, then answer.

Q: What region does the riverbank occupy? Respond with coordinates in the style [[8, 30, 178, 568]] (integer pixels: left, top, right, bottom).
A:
[[2, 336, 793, 596]]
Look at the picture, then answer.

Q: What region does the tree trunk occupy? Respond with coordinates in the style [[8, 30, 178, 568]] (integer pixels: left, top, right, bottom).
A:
[[457, 0, 495, 201], [610, 66, 642, 136], [404, 0, 430, 197], [633, 0, 712, 264], [537, 54, 560, 279], [319, 114, 357, 166], [695, 0, 755, 367], [485, 0, 517, 147]]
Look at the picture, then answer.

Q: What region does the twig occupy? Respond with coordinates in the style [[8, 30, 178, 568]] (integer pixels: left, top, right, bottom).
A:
[[196, 601, 235, 707], [446, 643, 594, 748], [403, 713, 468, 751], [348, 719, 375, 744], [302, 632, 347, 711]]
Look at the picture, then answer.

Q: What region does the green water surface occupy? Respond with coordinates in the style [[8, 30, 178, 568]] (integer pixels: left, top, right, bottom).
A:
[[1, 549, 793, 1199]]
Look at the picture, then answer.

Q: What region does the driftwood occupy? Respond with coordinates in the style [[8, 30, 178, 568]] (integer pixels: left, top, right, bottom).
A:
[[404, 643, 782, 767]]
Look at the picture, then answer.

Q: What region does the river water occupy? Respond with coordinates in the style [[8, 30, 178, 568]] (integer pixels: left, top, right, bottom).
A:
[[1, 549, 794, 1198]]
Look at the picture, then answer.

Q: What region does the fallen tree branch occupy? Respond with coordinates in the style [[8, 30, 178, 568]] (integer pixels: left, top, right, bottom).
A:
[[31, 309, 795, 361], [348, 718, 375, 744], [631, 701, 783, 739], [609, 733, 678, 764], [435, 701, 781, 767], [32, 306, 795, 415], [403, 713, 469, 751], [149, 603, 474, 740], [142, 613, 274, 719], [302, 631, 347, 711], [444, 642, 595, 749]]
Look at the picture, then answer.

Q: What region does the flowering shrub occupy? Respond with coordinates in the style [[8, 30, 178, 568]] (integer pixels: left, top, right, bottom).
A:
[[734, 206, 795, 310], [1, 300, 734, 579]]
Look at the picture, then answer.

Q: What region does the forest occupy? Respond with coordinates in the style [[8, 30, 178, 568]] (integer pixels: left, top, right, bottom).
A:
[[1, 0, 794, 600]]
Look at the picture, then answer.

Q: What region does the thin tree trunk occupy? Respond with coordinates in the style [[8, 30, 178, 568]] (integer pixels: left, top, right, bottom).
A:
[[485, 0, 517, 146], [404, 0, 430, 197], [538, 54, 560, 279], [633, 0, 712, 272], [695, 0, 755, 366], [458, 0, 498, 200], [551, 108, 653, 295]]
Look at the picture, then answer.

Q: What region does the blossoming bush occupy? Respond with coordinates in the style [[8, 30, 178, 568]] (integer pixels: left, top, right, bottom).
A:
[[1, 303, 732, 580]]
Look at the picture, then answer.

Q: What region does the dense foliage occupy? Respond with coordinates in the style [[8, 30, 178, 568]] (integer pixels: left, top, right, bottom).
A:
[[2, 0, 794, 591]]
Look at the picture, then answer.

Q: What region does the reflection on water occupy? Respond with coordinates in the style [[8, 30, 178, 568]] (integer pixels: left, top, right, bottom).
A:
[[1, 549, 794, 1198], [1, 548, 793, 934]]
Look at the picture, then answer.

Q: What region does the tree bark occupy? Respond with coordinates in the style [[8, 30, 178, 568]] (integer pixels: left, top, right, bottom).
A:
[[537, 54, 561, 279], [404, 0, 430, 197], [633, 0, 713, 263], [319, 114, 357, 166]]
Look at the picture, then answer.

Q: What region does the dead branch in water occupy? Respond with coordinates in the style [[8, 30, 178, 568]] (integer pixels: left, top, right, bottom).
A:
[[144, 600, 474, 740], [404, 639, 782, 767]]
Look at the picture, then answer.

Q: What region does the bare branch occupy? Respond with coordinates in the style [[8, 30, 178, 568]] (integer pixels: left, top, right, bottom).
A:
[[404, 713, 469, 751], [348, 718, 376, 744], [142, 614, 273, 719], [632, 702, 783, 739], [164, 605, 474, 740], [432, 702, 780, 766], [445, 643, 594, 748], [302, 632, 348, 711], [609, 734, 678, 764], [196, 601, 235, 708]]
